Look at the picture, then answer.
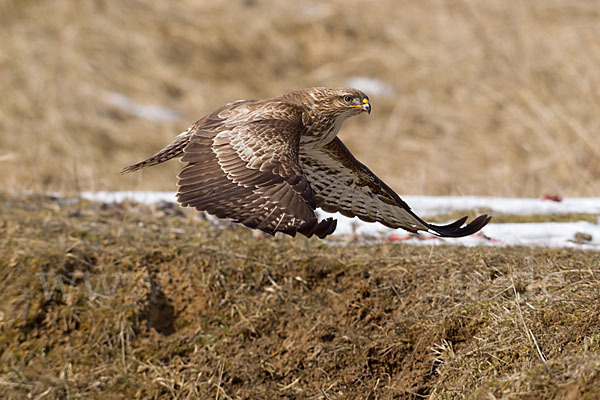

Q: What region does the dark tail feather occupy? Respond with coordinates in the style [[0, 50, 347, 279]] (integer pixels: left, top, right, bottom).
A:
[[427, 214, 492, 238], [120, 132, 191, 174]]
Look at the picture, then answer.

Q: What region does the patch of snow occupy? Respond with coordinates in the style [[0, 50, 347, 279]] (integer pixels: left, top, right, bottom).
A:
[[105, 92, 180, 122], [81, 191, 178, 204], [328, 211, 599, 250], [346, 77, 395, 97], [405, 196, 600, 216], [298, 2, 332, 18]]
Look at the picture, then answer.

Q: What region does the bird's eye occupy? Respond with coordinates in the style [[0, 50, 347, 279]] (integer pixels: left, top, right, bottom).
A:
[[344, 95, 353, 103]]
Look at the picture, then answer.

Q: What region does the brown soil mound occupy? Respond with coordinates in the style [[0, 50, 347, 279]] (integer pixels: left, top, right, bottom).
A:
[[1, 195, 600, 399]]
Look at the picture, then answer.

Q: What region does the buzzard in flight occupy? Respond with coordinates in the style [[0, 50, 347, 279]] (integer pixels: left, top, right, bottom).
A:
[[122, 87, 490, 239]]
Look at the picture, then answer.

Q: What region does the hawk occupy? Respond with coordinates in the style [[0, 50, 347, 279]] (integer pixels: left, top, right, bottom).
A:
[[122, 87, 490, 239]]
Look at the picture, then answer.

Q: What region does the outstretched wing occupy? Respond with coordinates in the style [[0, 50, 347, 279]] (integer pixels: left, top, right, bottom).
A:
[[299, 138, 490, 237], [176, 110, 336, 238]]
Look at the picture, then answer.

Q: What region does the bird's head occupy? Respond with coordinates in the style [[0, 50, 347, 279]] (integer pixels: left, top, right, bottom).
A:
[[333, 88, 371, 116], [303, 87, 371, 119]]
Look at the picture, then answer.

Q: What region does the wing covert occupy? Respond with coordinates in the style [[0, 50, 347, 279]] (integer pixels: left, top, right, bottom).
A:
[[177, 115, 336, 238], [299, 138, 490, 237]]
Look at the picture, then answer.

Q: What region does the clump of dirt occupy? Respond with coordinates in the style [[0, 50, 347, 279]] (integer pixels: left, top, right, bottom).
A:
[[1, 194, 600, 399]]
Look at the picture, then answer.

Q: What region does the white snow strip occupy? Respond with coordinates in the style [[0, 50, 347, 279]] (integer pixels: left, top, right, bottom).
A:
[[78, 191, 600, 249], [81, 191, 178, 204], [81, 191, 600, 216], [405, 196, 600, 216], [328, 212, 599, 250]]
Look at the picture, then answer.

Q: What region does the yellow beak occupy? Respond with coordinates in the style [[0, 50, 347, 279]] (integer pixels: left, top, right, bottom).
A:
[[350, 98, 371, 114], [361, 98, 371, 114]]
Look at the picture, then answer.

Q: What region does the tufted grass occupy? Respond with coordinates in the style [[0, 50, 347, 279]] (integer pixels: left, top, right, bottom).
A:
[[1, 194, 599, 399]]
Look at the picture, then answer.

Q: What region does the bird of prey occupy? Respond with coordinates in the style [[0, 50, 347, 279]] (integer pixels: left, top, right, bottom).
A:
[[122, 87, 490, 239]]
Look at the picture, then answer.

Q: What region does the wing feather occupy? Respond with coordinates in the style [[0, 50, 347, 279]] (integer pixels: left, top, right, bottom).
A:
[[176, 106, 335, 238], [300, 138, 490, 237], [120, 127, 193, 174]]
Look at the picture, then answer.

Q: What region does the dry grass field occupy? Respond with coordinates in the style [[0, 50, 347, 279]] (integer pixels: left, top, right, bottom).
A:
[[1, 0, 599, 196]]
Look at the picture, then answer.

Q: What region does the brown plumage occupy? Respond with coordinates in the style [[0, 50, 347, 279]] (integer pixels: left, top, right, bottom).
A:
[[122, 87, 491, 239]]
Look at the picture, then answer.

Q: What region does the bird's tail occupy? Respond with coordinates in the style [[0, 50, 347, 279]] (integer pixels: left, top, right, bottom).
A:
[[120, 130, 192, 174]]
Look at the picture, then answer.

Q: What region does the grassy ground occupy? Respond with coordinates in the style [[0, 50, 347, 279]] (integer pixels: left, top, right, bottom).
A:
[[1, 194, 600, 399], [2, 0, 600, 196]]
